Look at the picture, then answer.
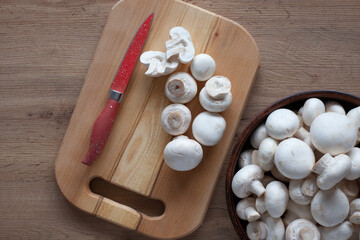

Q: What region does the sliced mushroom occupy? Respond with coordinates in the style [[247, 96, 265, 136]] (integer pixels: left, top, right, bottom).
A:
[[274, 138, 315, 180], [250, 123, 269, 149], [246, 213, 285, 240], [283, 200, 315, 227], [163, 135, 203, 171], [311, 188, 349, 227], [199, 76, 232, 112], [265, 109, 300, 140], [236, 197, 261, 222], [325, 100, 346, 115], [289, 174, 319, 205], [190, 53, 216, 81], [232, 165, 266, 198], [301, 98, 325, 126], [312, 153, 351, 190], [161, 104, 191, 135], [350, 199, 360, 225], [285, 219, 320, 240], [192, 111, 226, 146], [166, 26, 195, 64], [140, 51, 179, 77], [265, 181, 289, 218], [165, 72, 197, 103], [257, 137, 278, 171], [319, 221, 353, 240], [346, 147, 360, 180]]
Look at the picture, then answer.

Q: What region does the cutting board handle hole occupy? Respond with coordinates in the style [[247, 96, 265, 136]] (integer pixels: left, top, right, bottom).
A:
[[90, 177, 165, 217]]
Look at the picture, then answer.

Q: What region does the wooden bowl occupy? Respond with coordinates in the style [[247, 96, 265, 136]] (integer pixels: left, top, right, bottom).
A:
[[225, 90, 360, 239]]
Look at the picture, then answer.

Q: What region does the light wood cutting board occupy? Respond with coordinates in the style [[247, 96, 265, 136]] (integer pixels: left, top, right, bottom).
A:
[[55, 0, 259, 238]]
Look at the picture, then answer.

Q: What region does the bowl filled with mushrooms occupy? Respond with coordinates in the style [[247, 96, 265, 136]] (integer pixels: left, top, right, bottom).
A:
[[226, 90, 360, 240]]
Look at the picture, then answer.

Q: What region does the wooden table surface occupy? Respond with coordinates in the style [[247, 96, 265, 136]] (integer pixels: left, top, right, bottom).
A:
[[1, 0, 359, 239]]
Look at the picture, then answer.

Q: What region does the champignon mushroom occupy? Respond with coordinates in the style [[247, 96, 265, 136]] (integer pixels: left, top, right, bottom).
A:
[[165, 72, 197, 103], [166, 26, 195, 64], [238, 149, 255, 168], [350, 199, 360, 225], [163, 135, 203, 171], [289, 174, 319, 205], [246, 213, 285, 240], [286, 219, 320, 240], [301, 98, 325, 126], [347, 106, 360, 142], [265, 181, 289, 218], [346, 147, 360, 180], [190, 54, 216, 81], [325, 100, 346, 115], [232, 165, 266, 198], [199, 76, 232, 112], [319, 221, 353, 240], [265, 109, 300, 140], [257, 137, 278, 171], [140, 51, 179, 77], [312, 153, 351, 190], [337, 179, 359, 201], [161, 104, 191, 135], [192, 111, 226, 146], [274, 138, 315, 180], [282, 200, 315, 227], [236, 197, 261, 222], [311, 188, 349, 227], [250, 123, 269, 149], [310, 112, 357, 155]]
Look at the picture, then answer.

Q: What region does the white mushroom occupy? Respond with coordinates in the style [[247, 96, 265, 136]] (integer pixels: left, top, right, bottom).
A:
[[286, 219, 320, 240], [265, 181, 289, 218], [294, 127, 314, 150], [301, 98, 325, 126], [161, 104, 191, 135], [283, 200, 315, 227], [246, 213, 285, 240], [192, 111, 226, 146], [232, 165, 266, 198], [265, 109, 300, 140], [325, 100, 346, 115], [347, 106, 360, 142], [236, 197, 261, 222], [238, 149, 255, 168], [310, 112, 357, 155], [250, 123, 269, 149], [271, 165, 290, 182], [190, 54, 216, 81], [346, 147, 360, 180], [350, 199, 360, 225], [163, 136, 203, 171], [311, 188, 349, 227], [165, 72, 197, 103], [140, 51, 179, 77], [337, 179, 359, 201], [274, 138, 315, 180], [199, 76, 232, 112], [319, 221, 353, 240], [166, 26, 195, 64], [257, 137, 278, 171], [312, 153, 351, 190], [256, 196, 267, 215], [289, 174, 319, 205]]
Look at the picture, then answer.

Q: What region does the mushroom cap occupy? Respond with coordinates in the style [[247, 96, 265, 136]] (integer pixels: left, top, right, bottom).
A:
[[311, 188, 349, 227], [250, 123, 268, 149], [289, 174, 319, 205], [350, 198, 360, 224], [319, 221, 353, 240], [265, 181, 289, 218], [238, 149, 255, 168], [161, 104, 191, 136], [284, 200, 316, 226], [262, 213, 285, 240], [346, 147, 360, 180], [232, 165, 265, 198], [310, 112, 357, 155], [301, 98, 325, 126], [192, 112, 226, 146], [163, 136, 203, 171], [274, 138, 315, 179], [325, 100, 346, 115], [286, 219, 320, 240], [246, 221, 268, 240], [165, 72, 197, 103], [236, 197, 261, 222], [166, 26, 195, 64], [199, 87, 232, 113], [257, 137, 277, 172], [190, 54, 216, 81], [265, 109, 300, 140]]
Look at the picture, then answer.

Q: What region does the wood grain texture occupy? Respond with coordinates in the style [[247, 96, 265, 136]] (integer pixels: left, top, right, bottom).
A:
[[1, 0, 360, 239]]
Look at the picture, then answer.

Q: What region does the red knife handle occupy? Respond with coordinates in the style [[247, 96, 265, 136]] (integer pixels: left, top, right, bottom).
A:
[[82, 98, 120, 166]]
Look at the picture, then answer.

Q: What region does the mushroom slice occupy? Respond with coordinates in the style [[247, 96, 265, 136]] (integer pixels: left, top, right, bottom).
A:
[[350, 198, 360, 225], [312, 153, 351, 190], [165, 72, 197, 103], [319, 221, 353, 240], [161, 104, 191, 136], [311, 188, 349, 227], [286, 219, 320, 240], [166, 26, 195, 64], [265, 109, 300, 140], [346, 147, 360, 180], [232, 165, 266, 198], [236, 197, 261, 222], [140, 51, 179, 77], [289, 174, 319, 205], [250, 123, 268, 149], [301, 98, 325, 126], [246, 213, 285, 240], [190, 54, 216, 81], [192, 111, 226, 146], [265, 181, 289, 218], [199, 76, 232, 112], [163, 136, 203, 171]]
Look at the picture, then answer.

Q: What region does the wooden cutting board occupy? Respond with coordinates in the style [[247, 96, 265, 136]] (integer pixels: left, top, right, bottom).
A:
[[55, 0, 259, 238]]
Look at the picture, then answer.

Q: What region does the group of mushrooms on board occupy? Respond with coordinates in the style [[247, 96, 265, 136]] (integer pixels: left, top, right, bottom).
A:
[[232, 98, 360, 240], [140, 26, 232, 171]]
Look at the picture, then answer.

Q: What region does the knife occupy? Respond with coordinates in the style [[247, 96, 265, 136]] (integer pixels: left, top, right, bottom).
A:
[[82, 13, 154, 166]]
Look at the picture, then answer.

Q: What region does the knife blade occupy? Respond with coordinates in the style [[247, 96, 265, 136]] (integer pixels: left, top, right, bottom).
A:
[[82, 13, 154, 166]]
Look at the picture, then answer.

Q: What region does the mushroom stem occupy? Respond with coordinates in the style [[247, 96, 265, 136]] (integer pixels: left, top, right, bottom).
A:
[[245, 207, 261, 222], [299, 226, 315, 240], [249, 180, 266, 197], [247, 221, 268, 240]]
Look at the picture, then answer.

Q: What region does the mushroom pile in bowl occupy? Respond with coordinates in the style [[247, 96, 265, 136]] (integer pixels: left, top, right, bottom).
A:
[[226, 90, 360, 240]]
